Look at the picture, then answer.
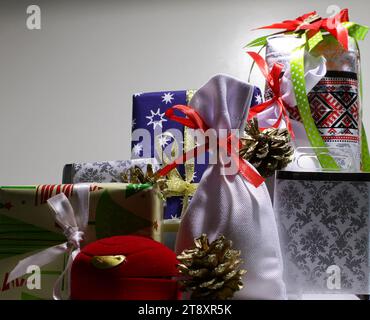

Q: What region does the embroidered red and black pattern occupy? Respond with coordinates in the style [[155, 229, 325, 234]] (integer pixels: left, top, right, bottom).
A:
[[307, 71, 359, 144]]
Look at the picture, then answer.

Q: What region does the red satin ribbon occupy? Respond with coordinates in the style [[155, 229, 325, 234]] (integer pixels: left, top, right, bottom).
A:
[[257, 11, 318, 31], [155, 105, 265, 188], [258, 9, 350, 50], [246, 51, 295, 139]]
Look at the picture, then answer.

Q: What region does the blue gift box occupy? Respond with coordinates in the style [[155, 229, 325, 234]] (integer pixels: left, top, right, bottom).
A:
[[131, 87, 262, 219]]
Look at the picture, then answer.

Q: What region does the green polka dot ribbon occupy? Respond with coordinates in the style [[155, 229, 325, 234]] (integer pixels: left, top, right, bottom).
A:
[[290, 46, 340, 170], [357, 42, 370, 172], [361, 127, 370, 171]]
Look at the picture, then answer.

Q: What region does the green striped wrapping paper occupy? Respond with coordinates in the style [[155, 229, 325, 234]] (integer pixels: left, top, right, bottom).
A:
[[0, 183, 163, 300]]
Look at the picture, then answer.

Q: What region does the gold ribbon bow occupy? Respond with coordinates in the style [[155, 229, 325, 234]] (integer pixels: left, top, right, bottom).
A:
[[121, 136, 198, 220], [155, 131, 198, 217]]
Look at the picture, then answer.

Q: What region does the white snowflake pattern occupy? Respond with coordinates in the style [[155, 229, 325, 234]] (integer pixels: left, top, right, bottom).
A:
[[132, 118, 136, 129], [170, 214, 180, 220], [161, 92, 174, 104], [157, 134, 172, 148], [191, 171, 197, 182], [146, 108, 167, 130], [134, 92, 142, 97], [255, 94, 263, 104], [132, 143, 143, 157]]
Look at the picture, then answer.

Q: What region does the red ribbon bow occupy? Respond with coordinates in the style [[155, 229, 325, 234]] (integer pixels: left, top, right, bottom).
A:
[[258, 11, 320, 32], [156, 105, 265, 188], [246, 51, 294, 139], [259, 9, 350, 50]]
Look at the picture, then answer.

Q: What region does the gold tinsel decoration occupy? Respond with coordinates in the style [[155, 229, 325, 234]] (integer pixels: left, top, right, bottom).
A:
[[121, 164, 158, 185], [121, 164, 171, 198], [177, 234, 247, 300], [240, 118, 294, 178], [121, 164, 171, 190]]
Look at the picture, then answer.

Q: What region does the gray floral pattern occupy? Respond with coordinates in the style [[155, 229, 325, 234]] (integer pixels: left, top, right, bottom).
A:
[[77, 168, 105, 183], [71, 159, 159, 183], [279, 182, 304, 219], [275, 178, 369, 294], [299, 225, 329, 263]]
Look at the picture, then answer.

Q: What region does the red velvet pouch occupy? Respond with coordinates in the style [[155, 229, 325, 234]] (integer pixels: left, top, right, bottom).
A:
[[71, 235, 181, 300]]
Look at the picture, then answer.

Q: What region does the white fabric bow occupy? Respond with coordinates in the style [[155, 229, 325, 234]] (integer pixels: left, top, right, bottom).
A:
[[257, 53, 327, 131], [7, 184, 90, 300], [281, 53, 327, 108]]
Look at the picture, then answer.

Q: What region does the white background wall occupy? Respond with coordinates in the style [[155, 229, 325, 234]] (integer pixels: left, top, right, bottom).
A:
[[0, 0, 369, 184]]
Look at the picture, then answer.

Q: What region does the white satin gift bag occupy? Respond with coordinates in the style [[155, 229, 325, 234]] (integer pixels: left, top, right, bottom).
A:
[[175, 74, 287, 300]]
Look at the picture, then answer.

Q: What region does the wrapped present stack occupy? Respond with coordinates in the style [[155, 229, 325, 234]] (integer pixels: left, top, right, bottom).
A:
[[1, 7, 370, 300], [0, 183, 163, 299]]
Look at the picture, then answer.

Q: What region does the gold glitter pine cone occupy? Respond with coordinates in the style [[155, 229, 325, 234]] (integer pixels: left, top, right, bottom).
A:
[[177, 234, 247, 300], [240, 118, 294, 178]]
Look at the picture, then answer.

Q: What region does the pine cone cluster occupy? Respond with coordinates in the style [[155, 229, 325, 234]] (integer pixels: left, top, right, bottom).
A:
[[240, 118, 294, 178], [177, 234, 246, 300]]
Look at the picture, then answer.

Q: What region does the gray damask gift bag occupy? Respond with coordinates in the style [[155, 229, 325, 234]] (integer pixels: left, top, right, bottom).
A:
[[274, 170, 370, 296]]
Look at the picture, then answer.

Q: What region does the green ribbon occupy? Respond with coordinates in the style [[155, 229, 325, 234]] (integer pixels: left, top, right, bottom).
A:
[[290, 45, 340, 170], [357, 39, 370, 172], [246, 22, 370, 170], [361, 127, 370, 171], [345, 22, 369, 41]]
